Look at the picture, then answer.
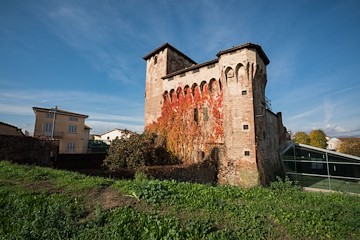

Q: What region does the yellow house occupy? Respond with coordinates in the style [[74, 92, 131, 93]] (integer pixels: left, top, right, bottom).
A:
[[33, 106, 90, 154]]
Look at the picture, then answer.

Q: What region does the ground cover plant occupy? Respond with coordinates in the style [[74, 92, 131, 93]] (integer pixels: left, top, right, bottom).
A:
[[1, 160, 359, 239]]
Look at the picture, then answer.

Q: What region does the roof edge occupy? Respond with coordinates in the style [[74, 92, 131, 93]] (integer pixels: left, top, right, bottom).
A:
[[162, 59, 218, 79], [143, 42, 197, 64], [33, 107, 89, 118], [216, 42, 270, 65]]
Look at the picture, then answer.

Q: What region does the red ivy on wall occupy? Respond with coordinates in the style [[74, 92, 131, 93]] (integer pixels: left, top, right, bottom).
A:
[[146, 81, 223, 164]]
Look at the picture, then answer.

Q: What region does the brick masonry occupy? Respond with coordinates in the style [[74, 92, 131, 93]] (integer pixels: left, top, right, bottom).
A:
[[143, 43, 288, 187]]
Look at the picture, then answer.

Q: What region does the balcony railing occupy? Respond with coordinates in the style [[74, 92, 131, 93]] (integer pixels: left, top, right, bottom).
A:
[[34, 130, 65, 139]]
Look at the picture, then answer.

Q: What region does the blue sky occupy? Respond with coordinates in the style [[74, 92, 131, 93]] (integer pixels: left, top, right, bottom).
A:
[[0, 0, 359, 136]]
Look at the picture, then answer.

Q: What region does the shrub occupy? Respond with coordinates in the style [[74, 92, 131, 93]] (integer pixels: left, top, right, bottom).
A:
[[309, 129, 327, 149], [338, 138, 360, 157], [103, 133, 179, 171], [293, 131, 310, 145]]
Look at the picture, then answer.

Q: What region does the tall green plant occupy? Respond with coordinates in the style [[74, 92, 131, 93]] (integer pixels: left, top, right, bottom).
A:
[[309, 129, 327, 149], [293, 131, 310, 145], [103, 133, 178, 171]]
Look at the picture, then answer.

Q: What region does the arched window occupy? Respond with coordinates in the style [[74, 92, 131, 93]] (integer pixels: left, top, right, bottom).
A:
[[169, 89, 176, 102], [225, 67, 235, 84], [163, 91, 169, 105], [191, 83, 198, 97], [209, 78, 219, 94], [176, 87, 183, 100], [200, 81, 207, 92], [235, 63, 246, 83]]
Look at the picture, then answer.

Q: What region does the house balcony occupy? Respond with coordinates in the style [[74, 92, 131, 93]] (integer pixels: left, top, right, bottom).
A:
[[34, 130, 65, 139]]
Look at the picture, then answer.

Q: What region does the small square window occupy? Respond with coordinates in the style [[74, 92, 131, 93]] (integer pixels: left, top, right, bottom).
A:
[[243, 124, 249, 130], [242, 90, 247, 95], [244, 151, 250, 156]]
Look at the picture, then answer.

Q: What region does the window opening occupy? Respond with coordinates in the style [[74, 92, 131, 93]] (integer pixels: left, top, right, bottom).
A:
[[194, 108, 199, 123], [68, 125, 77, 133], [203, 107, 209, 121]]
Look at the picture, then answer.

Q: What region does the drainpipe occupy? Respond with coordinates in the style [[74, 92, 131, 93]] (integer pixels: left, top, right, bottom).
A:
[[51, 106, 58, 139]]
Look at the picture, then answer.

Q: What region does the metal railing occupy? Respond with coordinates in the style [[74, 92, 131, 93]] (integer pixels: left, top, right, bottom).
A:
[[34, 130, 65, 139], [282, 143, 360, 194]]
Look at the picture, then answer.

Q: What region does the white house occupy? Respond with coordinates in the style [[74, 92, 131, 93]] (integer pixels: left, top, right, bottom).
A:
[[326, 137, 342, 151], [99, 129, 134, 145]]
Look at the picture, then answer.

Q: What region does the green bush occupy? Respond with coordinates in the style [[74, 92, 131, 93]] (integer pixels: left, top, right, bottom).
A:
[[103, 133, 179, 171]]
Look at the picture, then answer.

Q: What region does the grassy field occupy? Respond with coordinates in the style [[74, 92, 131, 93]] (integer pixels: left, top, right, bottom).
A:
[[1, 160, 359, 239]]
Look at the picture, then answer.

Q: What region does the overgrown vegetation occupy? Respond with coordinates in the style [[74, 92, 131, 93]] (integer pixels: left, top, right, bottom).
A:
[[1, 161, 360, 239], [293, 131, 310, 145], [103, 133, 179, 171], [338, 138, 360, 157], [293, 129, 327, 149]]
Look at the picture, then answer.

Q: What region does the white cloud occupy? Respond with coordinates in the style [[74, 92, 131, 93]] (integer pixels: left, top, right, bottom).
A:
[[38, 2, 140, 84], [287, 106, 322, 121], [325, 124, 360, 137], [86, 120, 143, 134], [0, 87, 144, 134], [88, 112, 143, 123], [0, 103, 33, 115]]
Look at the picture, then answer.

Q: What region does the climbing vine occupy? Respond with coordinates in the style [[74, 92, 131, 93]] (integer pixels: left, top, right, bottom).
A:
[[146, 80, 223, 164]]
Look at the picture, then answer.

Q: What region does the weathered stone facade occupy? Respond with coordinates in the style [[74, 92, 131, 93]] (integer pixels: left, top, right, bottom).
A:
[[143, 43, 287, 187]]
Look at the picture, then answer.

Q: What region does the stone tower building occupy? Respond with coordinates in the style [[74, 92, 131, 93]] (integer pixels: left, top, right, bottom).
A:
[[143, 43, 287, 187]]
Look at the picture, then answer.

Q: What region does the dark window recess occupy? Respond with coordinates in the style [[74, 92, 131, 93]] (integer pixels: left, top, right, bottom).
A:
[[180, 73, 186, 77], [203, 107, 209, 121], [243, 124, 249, 130], [244, 151, 250, 156], [194, 108, 199, 123], [192, 69, 200, 73], [154, 56, 157, 64], [242, 90, 247, 95]]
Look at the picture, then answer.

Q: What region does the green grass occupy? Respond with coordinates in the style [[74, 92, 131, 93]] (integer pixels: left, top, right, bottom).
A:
[[1, 160, 360, 239], [292, 175, 360, 194]]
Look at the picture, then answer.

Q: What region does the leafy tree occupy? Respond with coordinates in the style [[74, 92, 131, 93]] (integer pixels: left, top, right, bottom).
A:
[[103, 133, 178, 171], [293, 131, 310, 145], [309, 129, 327, 149], [338, 138, 360, 157]]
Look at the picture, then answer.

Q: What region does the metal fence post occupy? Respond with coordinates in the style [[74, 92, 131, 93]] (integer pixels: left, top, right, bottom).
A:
[[326, 152, 331, 190]]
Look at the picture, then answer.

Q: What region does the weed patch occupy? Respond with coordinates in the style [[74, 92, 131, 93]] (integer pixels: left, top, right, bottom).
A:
[[1, 161, 360, 239]]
